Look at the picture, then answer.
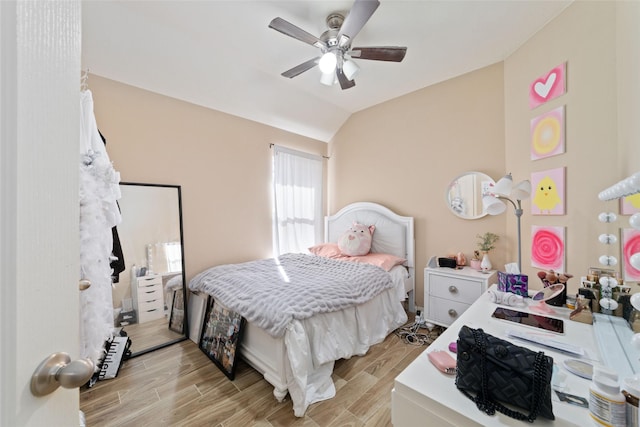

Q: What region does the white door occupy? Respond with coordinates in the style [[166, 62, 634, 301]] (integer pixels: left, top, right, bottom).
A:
[[1, 1, 82, 426]]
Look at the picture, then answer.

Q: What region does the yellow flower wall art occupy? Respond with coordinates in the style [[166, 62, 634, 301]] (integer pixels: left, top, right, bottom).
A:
[[532, 167, 565, 215], [531, 106, 565, 160]]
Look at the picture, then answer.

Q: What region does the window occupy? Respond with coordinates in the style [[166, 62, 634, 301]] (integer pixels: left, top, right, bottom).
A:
[[272, 145, 323, 256]]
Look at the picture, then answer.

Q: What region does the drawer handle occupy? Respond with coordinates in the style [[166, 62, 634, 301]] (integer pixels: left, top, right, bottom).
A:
[[448, 285, 458, 294], [448, 309, 457, 318]]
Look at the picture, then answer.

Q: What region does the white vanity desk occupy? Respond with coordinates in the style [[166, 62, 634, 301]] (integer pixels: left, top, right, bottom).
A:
[[392, 284, 608, 427]]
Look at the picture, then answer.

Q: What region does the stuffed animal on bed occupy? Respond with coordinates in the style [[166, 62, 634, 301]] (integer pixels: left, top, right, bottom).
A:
[[338, 222, 375, 256]]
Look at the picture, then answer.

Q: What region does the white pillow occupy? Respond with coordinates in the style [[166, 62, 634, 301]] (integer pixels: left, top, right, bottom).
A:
[[337, 223, 375, 256]]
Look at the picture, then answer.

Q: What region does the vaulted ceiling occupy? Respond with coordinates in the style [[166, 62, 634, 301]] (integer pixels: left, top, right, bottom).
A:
[[82, 1, 572, 142]]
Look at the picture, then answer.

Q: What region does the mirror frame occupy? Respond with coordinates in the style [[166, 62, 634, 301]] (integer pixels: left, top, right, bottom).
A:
[[119, 182, 188, 357], [445, 171, 495, 220]]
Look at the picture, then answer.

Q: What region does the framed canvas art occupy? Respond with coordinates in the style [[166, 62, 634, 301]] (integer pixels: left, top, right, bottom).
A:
[[169, 290, 185, 333], [531, 225, 565, 272], [620, 194, 640, 215], [531, 167, 566, 215], [622, 228, 640, 282], [531, 105, 565, 160], [199, 297, 246, 380], [529, 62, 567, 109]]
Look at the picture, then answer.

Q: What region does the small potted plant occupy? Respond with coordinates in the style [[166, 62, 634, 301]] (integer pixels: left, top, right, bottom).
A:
[[470, 250, 482, 270], [476, 232, 499, 271]]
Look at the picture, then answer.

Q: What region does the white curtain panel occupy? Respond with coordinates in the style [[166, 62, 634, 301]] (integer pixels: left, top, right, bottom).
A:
[[272, 146, 323, 256]]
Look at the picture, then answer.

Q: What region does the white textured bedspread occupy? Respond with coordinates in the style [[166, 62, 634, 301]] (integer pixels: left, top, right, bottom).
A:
[[188, 253, 396, 337]]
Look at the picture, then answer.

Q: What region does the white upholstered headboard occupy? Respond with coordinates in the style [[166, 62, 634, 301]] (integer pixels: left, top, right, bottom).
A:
[[325, 202, 415, 312]]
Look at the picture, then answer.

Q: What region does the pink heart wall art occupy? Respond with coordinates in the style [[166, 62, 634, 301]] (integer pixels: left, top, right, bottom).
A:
[[529, 63, 566, 109]]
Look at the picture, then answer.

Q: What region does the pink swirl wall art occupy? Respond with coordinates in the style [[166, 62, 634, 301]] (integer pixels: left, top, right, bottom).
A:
[[622, 229, 640, 281], [531, 225, 565, 272], [529, 63, 566, 109]]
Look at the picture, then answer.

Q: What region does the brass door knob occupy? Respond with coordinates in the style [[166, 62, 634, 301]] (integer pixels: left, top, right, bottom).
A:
[[79, 279, 91, 291], [31, 353, 94, 396]]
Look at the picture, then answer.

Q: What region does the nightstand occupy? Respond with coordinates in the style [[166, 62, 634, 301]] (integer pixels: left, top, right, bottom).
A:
[[424, 266, 497, 327]]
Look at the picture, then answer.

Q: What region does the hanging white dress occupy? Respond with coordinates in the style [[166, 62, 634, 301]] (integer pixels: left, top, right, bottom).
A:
[[79, 89, 121, 366]]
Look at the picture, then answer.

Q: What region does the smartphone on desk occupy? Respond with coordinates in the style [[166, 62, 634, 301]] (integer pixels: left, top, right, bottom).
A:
[[491, 307, 564, 334]]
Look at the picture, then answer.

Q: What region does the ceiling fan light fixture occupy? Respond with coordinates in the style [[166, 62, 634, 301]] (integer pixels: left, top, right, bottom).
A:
[[269, 0, 406, 90], [343, 59, 360, 80], [319, 52, 337, 73], [320, 71, 336, 86]]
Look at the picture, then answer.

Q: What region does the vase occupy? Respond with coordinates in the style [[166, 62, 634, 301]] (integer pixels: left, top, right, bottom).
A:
[[480, 252, 492, 272], [470, 259, 481, 270]]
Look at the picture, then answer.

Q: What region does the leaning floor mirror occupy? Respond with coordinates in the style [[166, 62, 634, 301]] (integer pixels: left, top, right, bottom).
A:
[[114, 182, 188, 357]]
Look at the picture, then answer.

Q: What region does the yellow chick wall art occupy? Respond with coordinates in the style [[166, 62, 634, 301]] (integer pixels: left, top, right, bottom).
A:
[[532, 168, 565, 215], [624, 193, 640, 212]]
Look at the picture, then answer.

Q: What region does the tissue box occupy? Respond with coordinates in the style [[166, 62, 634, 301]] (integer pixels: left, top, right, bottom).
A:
[[497, 271, 528, 296]]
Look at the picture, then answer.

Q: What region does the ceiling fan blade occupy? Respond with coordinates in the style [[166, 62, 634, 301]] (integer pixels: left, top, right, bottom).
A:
[[349, 47, 407, 62], [281, 57, 320, 78], [269, 17, 326, 49], [338, 0, 380, 43], [336, 68, 356, 90]]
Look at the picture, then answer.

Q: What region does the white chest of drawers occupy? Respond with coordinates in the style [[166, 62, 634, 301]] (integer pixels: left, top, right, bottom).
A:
[[132, 275, 165, 323], [424, 266, 496, 327]]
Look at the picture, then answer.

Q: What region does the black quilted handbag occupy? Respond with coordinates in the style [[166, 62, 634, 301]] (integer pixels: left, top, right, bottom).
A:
[[455, 325, 555, 422]]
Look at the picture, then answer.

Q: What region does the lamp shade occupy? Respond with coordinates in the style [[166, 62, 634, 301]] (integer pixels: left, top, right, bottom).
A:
[[319, 52, 337, 73], [492, 173, 513, 197], [512, 180, 532, 200], [483, 195, 506, 215], [343, 59, 360, 80], [320, 71, 335, 86]]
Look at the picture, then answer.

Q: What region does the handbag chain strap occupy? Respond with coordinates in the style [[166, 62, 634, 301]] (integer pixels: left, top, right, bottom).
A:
[[465, 328, 547, 423]]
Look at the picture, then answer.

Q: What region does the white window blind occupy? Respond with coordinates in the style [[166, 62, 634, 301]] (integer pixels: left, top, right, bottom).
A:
[[272, 145, 323, 256]]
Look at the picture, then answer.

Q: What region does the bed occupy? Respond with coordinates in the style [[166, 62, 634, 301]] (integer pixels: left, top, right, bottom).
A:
[[188, 202, 415, 416]]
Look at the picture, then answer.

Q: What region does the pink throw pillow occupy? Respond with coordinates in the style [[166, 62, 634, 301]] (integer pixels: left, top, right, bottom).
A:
[[308, 243, 342, 258], [347, 253, 407, 271]]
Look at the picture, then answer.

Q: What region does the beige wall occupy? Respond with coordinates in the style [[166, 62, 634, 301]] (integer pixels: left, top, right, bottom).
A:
[[503, 0, 639, 297], [328, 63, 506, 308], [92, 1, 638, 309], [330, 1, 639, 306], [617, 1, 640, 175], [90, 76, 327, 281]]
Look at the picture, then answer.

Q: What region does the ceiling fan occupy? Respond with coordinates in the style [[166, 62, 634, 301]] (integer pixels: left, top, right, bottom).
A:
[[268, 0, 407, 90]]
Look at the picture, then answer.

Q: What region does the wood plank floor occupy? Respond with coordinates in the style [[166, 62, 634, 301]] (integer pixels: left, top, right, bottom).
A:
[[80, 320, 443, 427], [121, 317, 185, 355]]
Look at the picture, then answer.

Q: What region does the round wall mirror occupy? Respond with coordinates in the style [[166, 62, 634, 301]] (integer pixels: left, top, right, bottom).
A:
[[445, 171, 495, 219]]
